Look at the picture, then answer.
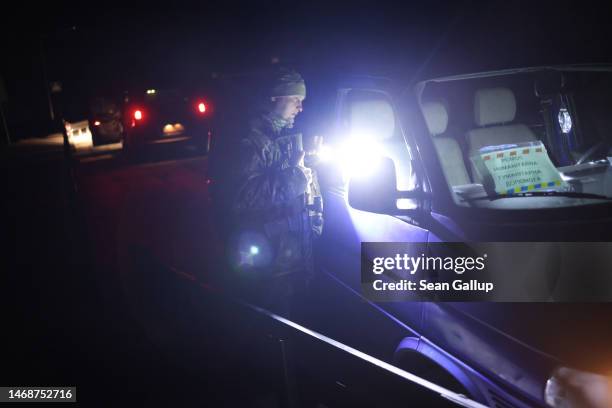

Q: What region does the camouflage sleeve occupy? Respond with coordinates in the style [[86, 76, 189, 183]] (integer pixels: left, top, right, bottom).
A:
[[233, 138, 308, 212]]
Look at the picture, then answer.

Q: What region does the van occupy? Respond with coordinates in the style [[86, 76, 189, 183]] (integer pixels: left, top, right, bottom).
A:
[[307, 66, 612, 408]]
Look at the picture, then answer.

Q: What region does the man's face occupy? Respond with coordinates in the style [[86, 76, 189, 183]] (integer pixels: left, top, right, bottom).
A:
[[272, 95, 305, 127]]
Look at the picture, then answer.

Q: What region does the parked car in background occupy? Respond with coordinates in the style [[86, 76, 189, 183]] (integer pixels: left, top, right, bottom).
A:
[[122, 88, 213, 153], [88, 96, 124, 146]]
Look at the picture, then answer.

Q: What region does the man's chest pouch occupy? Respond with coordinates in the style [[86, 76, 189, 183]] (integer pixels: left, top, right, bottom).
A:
[[275, 134, 302, 164]]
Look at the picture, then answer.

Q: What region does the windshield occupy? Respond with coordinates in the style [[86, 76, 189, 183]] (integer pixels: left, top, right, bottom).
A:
[[418, 68, 612, 209]]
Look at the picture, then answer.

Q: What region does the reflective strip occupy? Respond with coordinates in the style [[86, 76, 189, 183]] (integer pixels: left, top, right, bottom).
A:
[[171, 265, 488, 408], [506, 180, 563, 195], [238, 299, 489, 408]]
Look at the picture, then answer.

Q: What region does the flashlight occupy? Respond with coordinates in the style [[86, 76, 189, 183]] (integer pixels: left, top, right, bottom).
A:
[[338, 135, 383, 180], [317, 144, 334, 162], [303, 134, 383, 180]]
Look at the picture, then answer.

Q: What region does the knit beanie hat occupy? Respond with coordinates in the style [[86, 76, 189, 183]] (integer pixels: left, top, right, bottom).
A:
[[269, 68, 306, 98]]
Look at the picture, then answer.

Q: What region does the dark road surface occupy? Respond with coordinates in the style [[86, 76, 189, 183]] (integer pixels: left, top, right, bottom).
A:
[[3, 143, 272, 406], [2, 141, 457, 407]]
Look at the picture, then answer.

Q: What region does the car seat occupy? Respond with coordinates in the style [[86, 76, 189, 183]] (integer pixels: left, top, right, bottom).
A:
[[422, 101, 471, 187], [466, 87, 538, 182]]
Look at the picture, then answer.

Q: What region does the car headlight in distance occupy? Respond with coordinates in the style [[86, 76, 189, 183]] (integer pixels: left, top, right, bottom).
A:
[[545, 366, 612, 408]]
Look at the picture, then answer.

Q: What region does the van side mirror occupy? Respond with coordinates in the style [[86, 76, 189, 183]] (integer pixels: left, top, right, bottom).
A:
[[347, 156, 426, 215]]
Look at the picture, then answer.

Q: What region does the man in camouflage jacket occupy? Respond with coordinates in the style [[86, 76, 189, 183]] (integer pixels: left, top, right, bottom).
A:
[[213, 69, 322, 312]]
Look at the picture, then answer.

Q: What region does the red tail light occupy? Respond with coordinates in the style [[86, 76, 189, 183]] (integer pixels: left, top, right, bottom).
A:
[[134, 110, 143, 120], [197, 102, 206, 114]]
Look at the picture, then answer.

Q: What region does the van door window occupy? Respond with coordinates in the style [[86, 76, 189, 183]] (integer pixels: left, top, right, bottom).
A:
[[338, 89, 417, 191]]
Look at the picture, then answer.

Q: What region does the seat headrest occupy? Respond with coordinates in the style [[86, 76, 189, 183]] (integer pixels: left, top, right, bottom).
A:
[[474, 87, 516, 126], [422, 101, 448, 136]]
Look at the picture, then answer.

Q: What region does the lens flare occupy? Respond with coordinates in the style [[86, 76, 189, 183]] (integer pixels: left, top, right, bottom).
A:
[[317, 144, 334, 162], [338, 135, 383, 180]]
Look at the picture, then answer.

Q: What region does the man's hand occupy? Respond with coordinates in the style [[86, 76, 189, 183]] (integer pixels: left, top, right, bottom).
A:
[[299, 165, 313, 186], [549, 367, 612, 408], [304, 151, 321, 168]]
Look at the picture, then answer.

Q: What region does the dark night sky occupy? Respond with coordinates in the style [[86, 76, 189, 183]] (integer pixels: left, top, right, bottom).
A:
[[2, 0, 612, 137]]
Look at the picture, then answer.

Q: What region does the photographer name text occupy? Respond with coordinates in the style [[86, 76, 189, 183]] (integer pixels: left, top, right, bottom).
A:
[[370, 253, 494, 293]]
